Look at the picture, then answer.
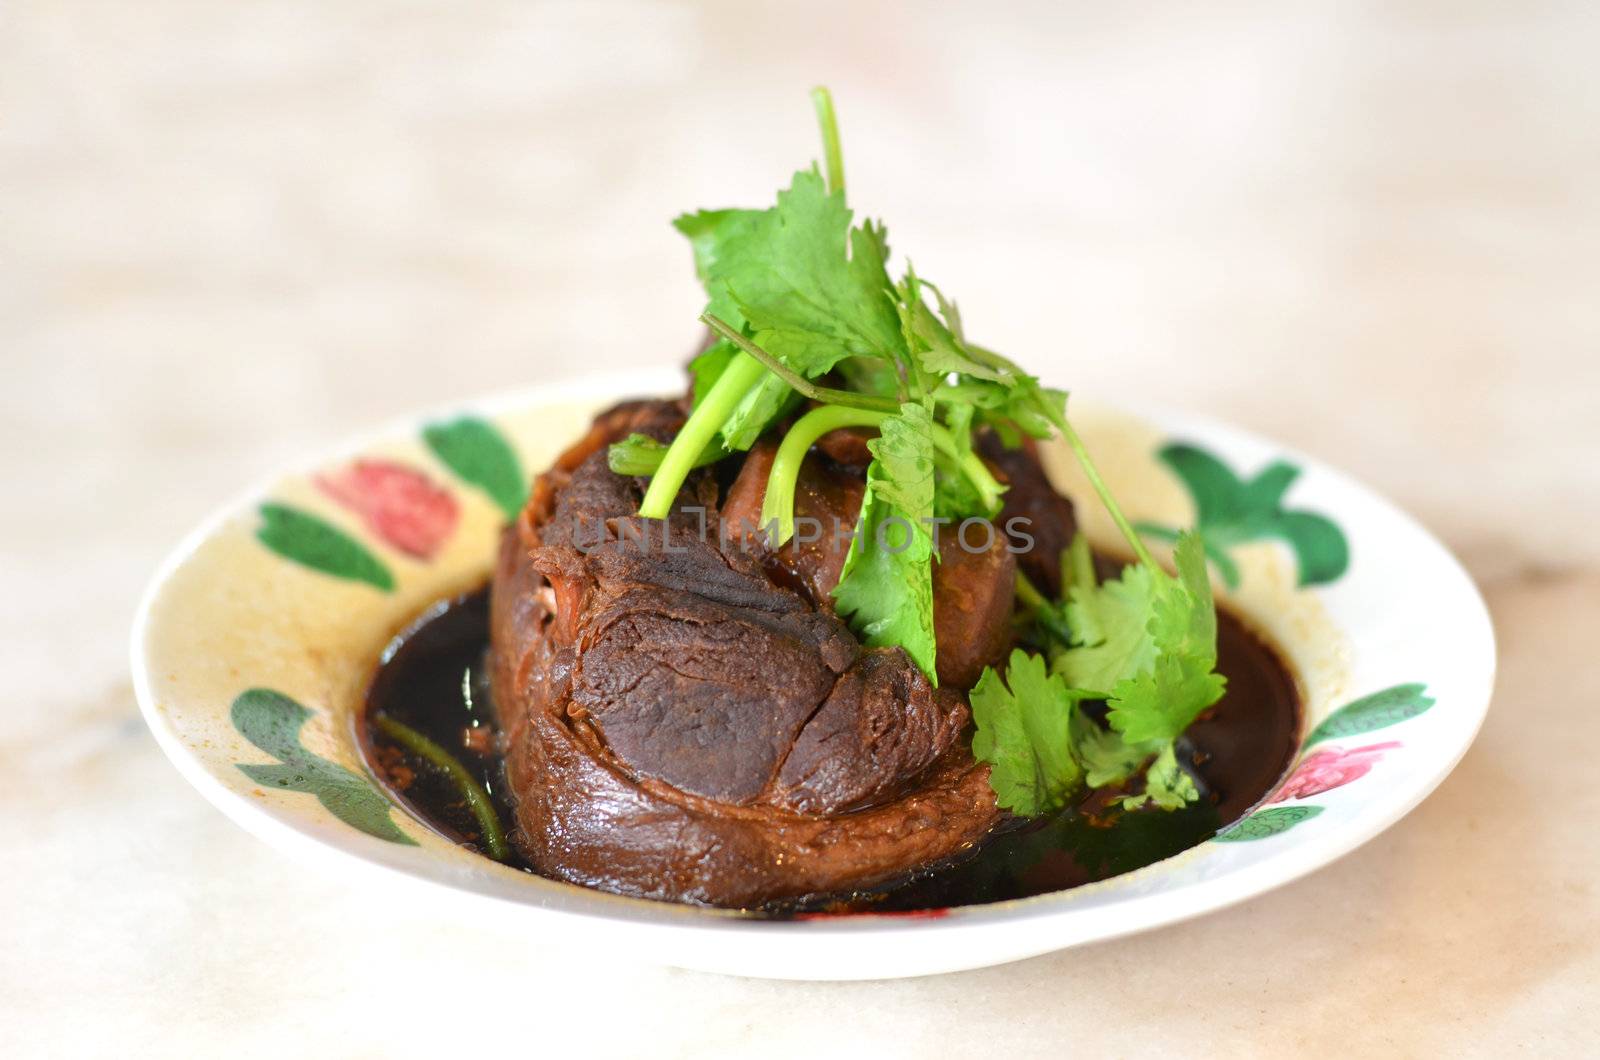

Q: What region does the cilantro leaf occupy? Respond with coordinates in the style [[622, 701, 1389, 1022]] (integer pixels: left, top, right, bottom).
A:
[[675, 211, 808, 456], [901, 289, 1008, 386], [1070, 711, 1150, 788], [1105, 649, 1226, 746], [971, 643, 1209, 816], [673, 208, 764, 334], [721, 375, 806, 451], [1055, 562, 1164, 693], [932, 456, 986, 519], [970, 649, 1088, 816], [1029, 532, 1225, 811], [1056, 533, 1224, 721], [1118, 745, 1200, 810], [899, 272, 1012, 384], [672, 172, 905, 456], [831, 403, 938, 680], [1101, 533, 1225, 745], [687, 339, 735, 407], [720, 169, 904, 374]]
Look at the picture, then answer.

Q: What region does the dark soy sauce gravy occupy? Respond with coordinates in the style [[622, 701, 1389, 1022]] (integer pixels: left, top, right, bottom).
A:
[[360, 587, 1301, 914]]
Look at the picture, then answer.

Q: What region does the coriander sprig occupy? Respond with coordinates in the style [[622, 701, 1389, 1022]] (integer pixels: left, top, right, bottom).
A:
[[615, 88, 1226, 814]]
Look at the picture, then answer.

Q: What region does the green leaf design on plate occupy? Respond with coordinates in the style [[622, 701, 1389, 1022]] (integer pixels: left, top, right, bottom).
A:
[[256, 503, 395, 591], [1139, 443, 1350, 588], [1304, 683, 1435, 749], [1213, 804, 1323, 842], [423, 417, 527, 521], [231, 688, 415, 845]]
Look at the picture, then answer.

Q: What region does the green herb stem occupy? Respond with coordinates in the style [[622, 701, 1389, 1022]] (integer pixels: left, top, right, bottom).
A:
[[1062, 535, 1094, 597], [609, 434, 726, 477], [759, 406, 1004, 545], [638, 351, 767, 519], [762, 404, 890, 543], [812, 87, 845, 198], [944, 440, 1006, 514], [1012, 569, 1074, 648], [701, 315, 898, 413], [1057, 415, 1156, 569], [374, 715, 509, 862], [1013, 570, 1049, 613]]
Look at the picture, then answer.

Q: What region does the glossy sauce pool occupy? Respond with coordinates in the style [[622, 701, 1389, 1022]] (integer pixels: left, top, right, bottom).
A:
[[358, 587, 1301, 913]]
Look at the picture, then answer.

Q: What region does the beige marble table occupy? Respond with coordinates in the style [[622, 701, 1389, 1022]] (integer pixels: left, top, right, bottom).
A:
[[4, 1, 1597, 1055]]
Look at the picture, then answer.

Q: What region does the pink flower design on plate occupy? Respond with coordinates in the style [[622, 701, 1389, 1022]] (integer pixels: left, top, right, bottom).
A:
[[1267, 741, 1401, 804], [316, 460, 459, 560]]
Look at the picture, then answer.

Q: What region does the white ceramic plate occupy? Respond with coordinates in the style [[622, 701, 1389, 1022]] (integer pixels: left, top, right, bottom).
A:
[[132, 368, 1494, 980]]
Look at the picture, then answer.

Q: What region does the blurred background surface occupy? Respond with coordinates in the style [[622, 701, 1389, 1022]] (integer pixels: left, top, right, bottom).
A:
[[3, 1, 1597, 1055]]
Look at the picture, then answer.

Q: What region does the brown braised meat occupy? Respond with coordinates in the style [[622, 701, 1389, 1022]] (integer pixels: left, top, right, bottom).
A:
[[982, 434, 1079, 595], [719, 439, 1017, 688], [490, 399, 1073, 907]]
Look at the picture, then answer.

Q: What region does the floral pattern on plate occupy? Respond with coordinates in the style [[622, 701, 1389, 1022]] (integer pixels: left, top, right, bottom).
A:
[[316, 459, 459, 559], [1218, 684, 1436, 841], [1137, 441, 1350, 589]]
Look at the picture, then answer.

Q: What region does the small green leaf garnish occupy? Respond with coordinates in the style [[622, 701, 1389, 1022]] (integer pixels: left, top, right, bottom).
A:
[[1119, 744, 1200, 811], [831, 404, 939, 681], [1058, 532, 1226, 744], [969, 530, 1226, 814], [970, 650, 1088, 816], [1070, 711, 1149, 788]]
